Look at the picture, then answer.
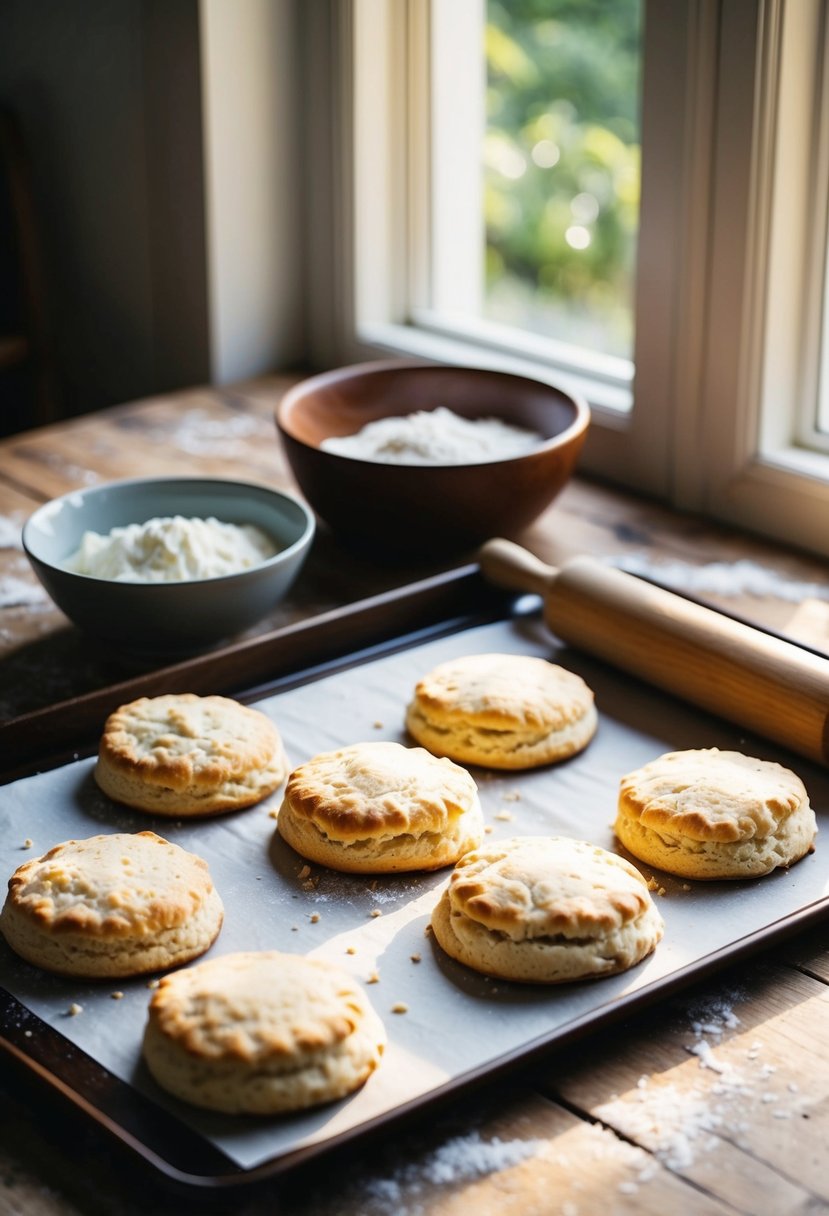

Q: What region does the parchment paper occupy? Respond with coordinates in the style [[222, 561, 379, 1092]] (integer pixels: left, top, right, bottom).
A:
[[1, 613, 827, 1172]]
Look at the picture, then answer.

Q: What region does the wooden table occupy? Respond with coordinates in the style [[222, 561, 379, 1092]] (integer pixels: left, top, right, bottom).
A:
[[1, 376, 827, 1216]]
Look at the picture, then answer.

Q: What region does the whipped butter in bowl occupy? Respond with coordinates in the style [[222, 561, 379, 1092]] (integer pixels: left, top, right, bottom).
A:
[[23, 477, 315, 654]]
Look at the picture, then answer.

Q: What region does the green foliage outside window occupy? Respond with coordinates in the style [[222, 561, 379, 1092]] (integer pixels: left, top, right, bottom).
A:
[[484, 0, 642, 358]]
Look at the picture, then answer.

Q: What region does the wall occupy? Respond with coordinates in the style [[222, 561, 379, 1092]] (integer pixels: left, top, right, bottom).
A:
[[0, 0, 303, 428], [200, 0, 305, 385]]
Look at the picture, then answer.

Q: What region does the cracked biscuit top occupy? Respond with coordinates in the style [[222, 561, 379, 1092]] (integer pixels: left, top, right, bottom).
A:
[[406, 653, 597, 769], [4, 831, 217, 938], [99, 694, 282, 791], [410, 653, 593, 731], [95, 693, 287, 814], [445, 836, 653, 943], [282, 740, 479, 842], [148, 951, 375, 1063], [618, 748, 808, 843]]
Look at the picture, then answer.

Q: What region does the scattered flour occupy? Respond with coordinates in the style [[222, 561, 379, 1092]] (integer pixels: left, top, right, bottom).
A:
[[612, 553, 829, 603], [686, 1039, 731, 1074], [600, 1078, 724, 1170], [36, 454, 99, 485], [360, 1131, 547, 1212], [360, 881, 420, 906], [146, 408, 272, 456], [346, 1119, 658, 1216], [320, 407, 544, 466], [595, 989, 801, 1179], [0, 516, 24, 549], [0, 576, 49, 609], [685, 992, 744, 1034], [419, 1132, 546, 1184]]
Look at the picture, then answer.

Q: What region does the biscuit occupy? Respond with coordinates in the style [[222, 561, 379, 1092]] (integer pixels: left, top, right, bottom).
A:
[[0, 831, 223, 978], [142, 951, 386, 1114], [430, 836, 663, 983], [277, 740, 483, 873], [95, 693, 287, 816], [615, 748, 817, 880], [406, 653, 597, 769]]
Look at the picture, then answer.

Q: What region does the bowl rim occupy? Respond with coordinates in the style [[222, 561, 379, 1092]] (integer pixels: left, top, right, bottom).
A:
[[276, 358, 591, 468], [22, 475, 316, 587]]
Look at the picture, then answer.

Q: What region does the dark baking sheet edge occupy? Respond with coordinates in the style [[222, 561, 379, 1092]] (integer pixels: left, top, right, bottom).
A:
[[1, 563, 509, 782], [5, 560, 827, 784], [3, 897, 827, 1195]]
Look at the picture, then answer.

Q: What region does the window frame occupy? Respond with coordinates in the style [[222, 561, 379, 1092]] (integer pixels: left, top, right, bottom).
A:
[[697, 0, 829, 554], [301, 0, 829, 558]]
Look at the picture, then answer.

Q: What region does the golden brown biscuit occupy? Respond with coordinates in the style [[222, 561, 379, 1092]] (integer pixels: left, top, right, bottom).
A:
[[406, 653, 597, 769], [95, 693, 287, 816], [0, 831, 223, 977], [430, 836, 663, 983], [142, 951, 386, 1114], [277, 740, 483, 873], [615, 748, 817, 880]]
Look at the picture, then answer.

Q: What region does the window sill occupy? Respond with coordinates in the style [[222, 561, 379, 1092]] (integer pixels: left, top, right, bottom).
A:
[[356, 321, 634, 423]]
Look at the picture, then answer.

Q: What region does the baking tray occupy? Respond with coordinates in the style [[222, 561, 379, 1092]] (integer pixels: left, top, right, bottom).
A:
[[1, 587, 828, 1193], [0, 564, 494, 781]]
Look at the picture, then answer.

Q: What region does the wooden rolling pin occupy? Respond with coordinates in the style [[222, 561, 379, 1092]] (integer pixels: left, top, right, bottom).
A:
[[479, 537, 829, 766]]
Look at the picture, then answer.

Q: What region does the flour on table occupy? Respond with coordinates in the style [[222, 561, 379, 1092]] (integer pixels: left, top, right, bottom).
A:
[[35, 454, 99, 486], [0, 575, 49, 608], [612, 553, 829, 602], [359, 1130, 548, 1214], [350, 1120, 658, 1216], [0, 516, 24, 549], [600, 1077, 725, 1170], [144, 408, 272, 457], [594, 989, 801, 1177]]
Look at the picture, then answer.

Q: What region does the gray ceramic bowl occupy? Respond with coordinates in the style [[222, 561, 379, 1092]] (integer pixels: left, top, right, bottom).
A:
[[23, 477, 315, 655]]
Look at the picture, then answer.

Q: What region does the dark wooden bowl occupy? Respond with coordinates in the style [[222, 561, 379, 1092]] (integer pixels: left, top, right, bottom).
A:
[[276, 360, 590, 558]]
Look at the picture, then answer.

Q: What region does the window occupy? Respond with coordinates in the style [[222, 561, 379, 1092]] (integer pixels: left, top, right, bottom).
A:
[[411, 0, 641, 408], [460, 2, 641, 362], [303, 0, 829, 558]]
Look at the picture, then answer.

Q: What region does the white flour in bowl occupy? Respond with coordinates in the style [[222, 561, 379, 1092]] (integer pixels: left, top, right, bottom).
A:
[[320, 406, 544, 465], [65, 516, 278, 583]]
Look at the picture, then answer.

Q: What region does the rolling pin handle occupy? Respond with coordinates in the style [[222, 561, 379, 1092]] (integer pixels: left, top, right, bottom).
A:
[[477, 538, 559, 598]]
